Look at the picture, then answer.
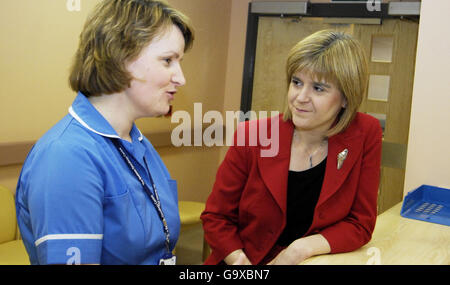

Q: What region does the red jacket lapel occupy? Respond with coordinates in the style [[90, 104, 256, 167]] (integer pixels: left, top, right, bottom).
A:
[[256, 116, 364, 214], [318, 124, 364, 207], [256, 116, 293, 215]]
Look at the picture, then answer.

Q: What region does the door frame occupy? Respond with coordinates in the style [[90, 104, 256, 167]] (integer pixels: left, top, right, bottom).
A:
[[239, 1, 420, 114]]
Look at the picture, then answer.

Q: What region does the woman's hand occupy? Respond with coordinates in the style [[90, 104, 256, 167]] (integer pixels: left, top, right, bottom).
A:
[[224, 249, 252, 265], [268, 234, 331, 265], [267, 240, 312, 265]]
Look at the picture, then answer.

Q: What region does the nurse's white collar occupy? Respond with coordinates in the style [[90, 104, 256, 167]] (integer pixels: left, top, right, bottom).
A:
[[68, 106, 143, 142]]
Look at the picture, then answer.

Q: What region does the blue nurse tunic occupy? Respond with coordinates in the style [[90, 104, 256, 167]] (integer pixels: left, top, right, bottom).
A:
[[15, 92, 180, 265]]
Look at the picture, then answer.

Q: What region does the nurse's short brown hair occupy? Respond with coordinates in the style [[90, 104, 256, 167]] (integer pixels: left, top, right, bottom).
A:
[[69, 0, 194, 97], [283, 30, 368, 137]]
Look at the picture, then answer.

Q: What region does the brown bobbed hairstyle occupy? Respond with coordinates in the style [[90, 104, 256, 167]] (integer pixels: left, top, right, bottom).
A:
[[69, 0, 194, 97], [283, 30, 369, 137]]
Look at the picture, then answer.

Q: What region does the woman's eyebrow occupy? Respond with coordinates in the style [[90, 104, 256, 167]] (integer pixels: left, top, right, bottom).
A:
[[160, 51, 182, 58], [293, 75, 331, 88], [313, 81, 331, 88]]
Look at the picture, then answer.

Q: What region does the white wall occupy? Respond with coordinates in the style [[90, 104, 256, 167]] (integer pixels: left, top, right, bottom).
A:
[[404, 0, 450, 195]]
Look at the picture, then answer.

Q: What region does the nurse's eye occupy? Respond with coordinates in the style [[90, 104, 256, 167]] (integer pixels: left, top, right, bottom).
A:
[[163, 58, 172, 65]]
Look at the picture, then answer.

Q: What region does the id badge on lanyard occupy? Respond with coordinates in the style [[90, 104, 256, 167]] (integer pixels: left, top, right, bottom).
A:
[[111, 138, 176, 265], [159, 253, 176, 265]]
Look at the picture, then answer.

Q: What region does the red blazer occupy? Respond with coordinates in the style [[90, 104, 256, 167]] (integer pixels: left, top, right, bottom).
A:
[[201, 113, 382, 265]]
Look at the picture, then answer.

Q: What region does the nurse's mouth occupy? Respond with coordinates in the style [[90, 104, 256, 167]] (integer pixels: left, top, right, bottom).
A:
[[166, 91, 176, 100]]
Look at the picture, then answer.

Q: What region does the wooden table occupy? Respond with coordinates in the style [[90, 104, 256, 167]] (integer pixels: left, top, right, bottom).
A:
[[300, 203, 450, 265]]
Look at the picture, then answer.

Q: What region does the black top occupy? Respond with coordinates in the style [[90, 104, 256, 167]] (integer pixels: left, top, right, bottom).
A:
[[276, 157, 327, 247]]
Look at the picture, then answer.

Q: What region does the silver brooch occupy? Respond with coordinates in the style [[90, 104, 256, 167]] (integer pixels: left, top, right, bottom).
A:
[[337, 149, 348, 170]]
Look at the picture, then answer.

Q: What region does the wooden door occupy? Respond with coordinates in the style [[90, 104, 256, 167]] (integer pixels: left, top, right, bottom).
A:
[[250, 16, 419, 214]]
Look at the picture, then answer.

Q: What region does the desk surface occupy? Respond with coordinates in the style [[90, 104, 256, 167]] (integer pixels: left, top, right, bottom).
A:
[[300, 203, 450, 265]]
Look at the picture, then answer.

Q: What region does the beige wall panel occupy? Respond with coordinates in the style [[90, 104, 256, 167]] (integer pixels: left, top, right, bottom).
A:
[[0, 0, 101, 143]]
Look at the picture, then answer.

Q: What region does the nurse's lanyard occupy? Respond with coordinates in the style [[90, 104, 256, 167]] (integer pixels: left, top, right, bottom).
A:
[[110, 139, 172, 260]]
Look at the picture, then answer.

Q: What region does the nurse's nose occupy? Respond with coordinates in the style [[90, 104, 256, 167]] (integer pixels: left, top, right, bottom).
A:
[[172, 63, 186, 87]]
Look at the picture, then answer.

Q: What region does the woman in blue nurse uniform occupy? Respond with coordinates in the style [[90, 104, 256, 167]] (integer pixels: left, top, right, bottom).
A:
[[15, 0, 194, 265]]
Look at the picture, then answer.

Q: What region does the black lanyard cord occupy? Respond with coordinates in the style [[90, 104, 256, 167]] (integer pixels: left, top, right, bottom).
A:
[[110, 138, 171, 254]]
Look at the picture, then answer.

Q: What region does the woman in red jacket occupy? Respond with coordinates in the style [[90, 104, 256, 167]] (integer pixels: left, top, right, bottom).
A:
[[200, 30, 383, 265]]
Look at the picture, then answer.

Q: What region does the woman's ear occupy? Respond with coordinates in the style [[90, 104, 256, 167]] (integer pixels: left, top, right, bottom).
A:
[[341, 97, 348, 109]]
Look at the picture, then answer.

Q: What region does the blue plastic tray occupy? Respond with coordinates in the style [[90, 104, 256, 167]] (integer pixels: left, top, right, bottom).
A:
[[400, 185, 450, 226]]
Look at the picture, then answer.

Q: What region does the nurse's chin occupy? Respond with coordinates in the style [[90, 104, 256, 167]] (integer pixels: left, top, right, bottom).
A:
[[149, 105, 172, 118]]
